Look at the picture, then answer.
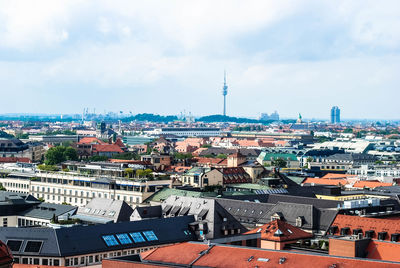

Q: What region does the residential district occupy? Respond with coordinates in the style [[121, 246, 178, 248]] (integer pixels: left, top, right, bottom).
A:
[[1, 111, 400, 267]]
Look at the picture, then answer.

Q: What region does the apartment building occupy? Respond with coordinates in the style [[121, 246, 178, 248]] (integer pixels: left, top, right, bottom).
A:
[[0, 171, 173, 207]]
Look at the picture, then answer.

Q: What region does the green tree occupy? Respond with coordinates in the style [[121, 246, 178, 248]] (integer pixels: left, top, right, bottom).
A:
[[272, 158, 287, 168], [174, 152, 193, 160], [216, 153, 227, 159], [88, 155, 109, 162], [37, 164, 59, 171], [0, 183, 6, 191], [125, 168, 134, 178], [45, 146, 78, 165], [64, 147, 78, 161], [343, 128, 353, 133]]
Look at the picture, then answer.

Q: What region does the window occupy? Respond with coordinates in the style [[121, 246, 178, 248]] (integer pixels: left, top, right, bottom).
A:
[[3, 218, 8, 227], [6, 240, 23, 252], [116, 233, 132, 245], [102, 235, 119, 246], [143, 231, 158, 241], [54, 259, 60, 266], [24, 241, 43, 253], [129, 232, 145, 243]]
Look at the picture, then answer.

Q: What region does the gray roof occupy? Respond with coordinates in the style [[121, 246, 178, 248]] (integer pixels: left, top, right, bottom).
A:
[[0, 192, 39, 205], [0, 216, 196, 257], [265, 194, 342, 209], [216, 197, 338, 232], [75, 198, 133, 223], [20, 203, 77, 220], [133, 206, 162, 219], [216, 198, 275, 228], [326, 153, 376, 162], [161, 196, 246, 239]]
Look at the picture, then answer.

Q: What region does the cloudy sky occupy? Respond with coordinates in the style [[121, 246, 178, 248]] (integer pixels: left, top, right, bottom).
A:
[[0, 0, 399, 119]]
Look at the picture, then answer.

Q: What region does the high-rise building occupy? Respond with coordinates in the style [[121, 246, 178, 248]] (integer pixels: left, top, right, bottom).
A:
[[331, 106, 341, 124], [222, 71, 228, 116], [260, 111, 280, 121]]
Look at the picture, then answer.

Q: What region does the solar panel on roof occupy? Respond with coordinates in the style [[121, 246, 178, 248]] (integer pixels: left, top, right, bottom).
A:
[[116, 233, 132, 245], [6, 240, 23, 252], [129, 232, 145, 243], [24, 241, 43, 253], [143, 230, 158, 241], [102, 235, 120, 246]]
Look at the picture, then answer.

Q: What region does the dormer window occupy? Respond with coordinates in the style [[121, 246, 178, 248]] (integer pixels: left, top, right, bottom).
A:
[[296, 216, 304, 227], [271, 212, 283, 221]]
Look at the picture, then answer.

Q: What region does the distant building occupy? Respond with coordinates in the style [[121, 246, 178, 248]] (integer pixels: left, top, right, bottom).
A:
[[331, 106, 341, 124], [145, 128, 221, 137], [260, 111, 279, 121]]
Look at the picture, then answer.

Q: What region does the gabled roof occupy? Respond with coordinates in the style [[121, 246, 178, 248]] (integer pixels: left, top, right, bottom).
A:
[[74, 198, 133, 222], [246, 219, 312, 241], [92, 144, 124, 153], [77, 137, 105, 145]]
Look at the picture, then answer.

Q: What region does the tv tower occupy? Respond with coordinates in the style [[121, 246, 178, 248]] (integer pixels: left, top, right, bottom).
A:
[[222, 70, 228, 116]]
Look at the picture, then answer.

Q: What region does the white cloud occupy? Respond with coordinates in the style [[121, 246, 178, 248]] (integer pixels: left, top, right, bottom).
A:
[[0, 0, 399, 118]]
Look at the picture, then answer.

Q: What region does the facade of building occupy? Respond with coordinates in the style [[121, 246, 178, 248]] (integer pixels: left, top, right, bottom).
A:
[[0, 171, 173, 207]]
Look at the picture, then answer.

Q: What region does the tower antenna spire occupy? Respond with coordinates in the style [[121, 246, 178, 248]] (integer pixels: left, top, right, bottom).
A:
[[222, 70, 228, 116]]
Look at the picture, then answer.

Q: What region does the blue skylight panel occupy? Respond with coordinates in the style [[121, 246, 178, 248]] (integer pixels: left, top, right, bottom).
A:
[[102, 235, 119, 246], [116, 233, 132, 245], [129, 232, 145, 243], [143, 230, 158, 241]]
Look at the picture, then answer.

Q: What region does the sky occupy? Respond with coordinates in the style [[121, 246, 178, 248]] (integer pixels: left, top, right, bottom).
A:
[[0, 0, 399, 120]]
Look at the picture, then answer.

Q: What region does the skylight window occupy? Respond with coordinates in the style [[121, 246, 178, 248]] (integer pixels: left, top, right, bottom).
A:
[[24, 241, 43, 253], [143, 230, 158, 241], [108, 211, 116, 216], [6, 240, 23, 252], [129, 232, 145, 243], [102, 235, 119, 246], [116, 233, 132, 245]]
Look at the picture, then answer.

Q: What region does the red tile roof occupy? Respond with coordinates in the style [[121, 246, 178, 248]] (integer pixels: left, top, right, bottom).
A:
[[331, 214, 400, 242], [352, 181, 392, 189], [303, 178, 348, 186], [0, 157, 31, 163], [141, 242, 399, 267], [0, 240, 13, 267], [194, 157, 226, 165], [77, 137, 105, 145], [322, 173, 357, 179], [114, 138, 126, 148], [92, 144, 124, 153], [245, 219, 312, 242]]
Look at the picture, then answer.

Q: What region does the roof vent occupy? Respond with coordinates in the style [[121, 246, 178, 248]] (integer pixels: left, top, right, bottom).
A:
[[247, 256, 254, 262], [256, 228, 262, 233], [279, 257, 286, 264]]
